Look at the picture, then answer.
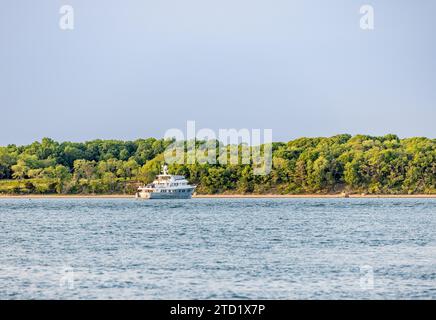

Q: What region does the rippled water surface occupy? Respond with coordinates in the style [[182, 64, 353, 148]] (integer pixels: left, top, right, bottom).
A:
[[0, 198, 435, 299]]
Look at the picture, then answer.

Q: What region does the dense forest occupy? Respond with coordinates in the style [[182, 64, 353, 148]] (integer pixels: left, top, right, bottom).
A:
[[0, 134, 434, 195]]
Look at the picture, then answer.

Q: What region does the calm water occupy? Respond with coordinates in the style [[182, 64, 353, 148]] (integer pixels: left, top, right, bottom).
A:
[[0, 198, 435, 299]]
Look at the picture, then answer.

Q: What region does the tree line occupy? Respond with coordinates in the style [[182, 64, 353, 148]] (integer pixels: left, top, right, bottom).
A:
[[0, 134, 434, 195]]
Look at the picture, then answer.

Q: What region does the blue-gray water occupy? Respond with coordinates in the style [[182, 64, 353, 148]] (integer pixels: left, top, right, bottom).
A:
[[0, 198, 435, 299]]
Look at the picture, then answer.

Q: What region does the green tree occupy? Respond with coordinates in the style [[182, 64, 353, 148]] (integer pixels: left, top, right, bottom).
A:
[[73, 159, 97, 182]]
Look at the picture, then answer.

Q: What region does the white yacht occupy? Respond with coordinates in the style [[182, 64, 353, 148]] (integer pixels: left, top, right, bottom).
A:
[[135, 165, 196, 199]]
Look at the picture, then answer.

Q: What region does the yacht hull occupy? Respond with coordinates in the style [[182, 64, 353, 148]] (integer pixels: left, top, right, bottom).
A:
[[136, 190, 194, 199]]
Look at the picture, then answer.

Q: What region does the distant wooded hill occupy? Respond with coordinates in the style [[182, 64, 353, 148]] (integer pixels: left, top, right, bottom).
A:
[[0, 134, 434, 195]]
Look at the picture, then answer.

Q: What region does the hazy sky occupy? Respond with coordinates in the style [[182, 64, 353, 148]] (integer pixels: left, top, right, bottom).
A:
[[1, 0, 435, 145]]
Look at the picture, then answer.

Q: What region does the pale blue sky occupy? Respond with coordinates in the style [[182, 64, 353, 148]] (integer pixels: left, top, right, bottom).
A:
[[1, 0, 435, 145]]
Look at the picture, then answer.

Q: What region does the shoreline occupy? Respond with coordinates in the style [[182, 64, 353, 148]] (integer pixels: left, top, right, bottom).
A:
[[194, 194, 436, 199], [0, 194, 435, 199]]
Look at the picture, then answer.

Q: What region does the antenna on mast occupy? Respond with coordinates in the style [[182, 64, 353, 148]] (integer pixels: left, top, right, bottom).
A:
[[162, 164, 168, 175]]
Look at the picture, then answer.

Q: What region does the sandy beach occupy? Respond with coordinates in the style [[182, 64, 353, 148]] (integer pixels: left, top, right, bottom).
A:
[[0, 194, 435, 199], [193, 194, 436, 199]]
